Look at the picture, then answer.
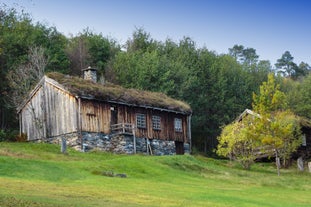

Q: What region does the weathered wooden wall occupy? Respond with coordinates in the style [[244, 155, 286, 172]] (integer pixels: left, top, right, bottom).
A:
[[20, 85, 46, 140], [79, 101, 190, 142], [20, 76, 190, 143], [80, 100, 110, 133], [116, 105, 189, 143], [45, 81, 78, 137], [297, 127, 311, 158], [20, 78, 79, 140]]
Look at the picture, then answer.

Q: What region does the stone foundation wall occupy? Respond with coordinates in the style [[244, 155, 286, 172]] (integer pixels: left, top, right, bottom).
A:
[[45, 132, 190, 155]]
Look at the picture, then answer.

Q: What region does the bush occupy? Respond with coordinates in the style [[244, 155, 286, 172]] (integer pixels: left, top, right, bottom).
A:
[[0, 130, 6, 141], [0, 129, 21, 142]]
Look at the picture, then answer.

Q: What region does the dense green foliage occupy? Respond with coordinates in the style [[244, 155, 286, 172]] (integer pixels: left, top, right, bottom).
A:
[[217, 75, 302, 171], [1, 6, 310, 153], [1, 142, 311, 206]]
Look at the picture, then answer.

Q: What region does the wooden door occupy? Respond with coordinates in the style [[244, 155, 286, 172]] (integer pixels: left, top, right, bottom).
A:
[[110, 105, 118, 125], [175, 141, 184, 155]]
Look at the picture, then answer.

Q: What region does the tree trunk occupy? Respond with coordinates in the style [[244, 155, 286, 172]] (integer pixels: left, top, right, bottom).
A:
[[275, 150, 281, 176]]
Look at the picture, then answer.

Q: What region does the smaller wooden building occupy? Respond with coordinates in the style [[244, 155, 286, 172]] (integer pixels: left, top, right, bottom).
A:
[[17, 68, 192, 154], [237, 109, 311, 159]]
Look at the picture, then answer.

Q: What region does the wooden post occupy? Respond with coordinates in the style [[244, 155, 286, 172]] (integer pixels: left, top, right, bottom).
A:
[[187, 114, 192, 154], [297, 157, 304, 171], [132, 124, 136, 154], [308, 162, 311, 173], [42, 78, 48, 141], [61, 137, 67, 154], [77, 97, 83, 150], [19, 113, 22, 138]]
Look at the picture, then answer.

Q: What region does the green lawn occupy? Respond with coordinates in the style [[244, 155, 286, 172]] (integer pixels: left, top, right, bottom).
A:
[[0, 142, 310, 207]]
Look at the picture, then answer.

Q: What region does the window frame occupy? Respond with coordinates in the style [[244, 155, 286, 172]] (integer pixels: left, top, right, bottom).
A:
[[152, 115, 161, 130], [174, 118, 182, 132], [136, 113, 146, 129]]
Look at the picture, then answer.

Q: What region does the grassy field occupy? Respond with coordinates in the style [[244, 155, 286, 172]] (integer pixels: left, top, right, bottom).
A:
[[0, 142, 310, 207]]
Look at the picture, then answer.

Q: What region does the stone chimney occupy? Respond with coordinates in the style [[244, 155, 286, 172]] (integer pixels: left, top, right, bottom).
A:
[[82, 66, 97, 83]]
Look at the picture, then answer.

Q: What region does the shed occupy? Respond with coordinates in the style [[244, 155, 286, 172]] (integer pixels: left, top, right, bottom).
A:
[[237, 109, 311, 159], [17, 68, 192, 155]]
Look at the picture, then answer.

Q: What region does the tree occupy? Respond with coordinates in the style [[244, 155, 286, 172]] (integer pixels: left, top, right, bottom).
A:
[[125, 27, 157, 52], [0, 5, 70, 130], [66, 29, 120, 77], [292, 62, 311, 79], [250, 110, 301, 175], [228, 44, 259, 67], [217, 73, 301, 173], [275, 51, 297, 77], [286, 74, 311, 119], [252, 73, 288, 114], [6, 46, 48, 140], [217, 116, 261, 170], [7, 46, 47, 108], [228, 44, 244, 62], [252, 74, 301, 174]]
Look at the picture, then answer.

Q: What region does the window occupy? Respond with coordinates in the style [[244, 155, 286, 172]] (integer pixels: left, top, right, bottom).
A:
[[302, 134, 307, 146], [136, 113, 146, 129], [152, 115, 161, 130], [174, 118, 182, 132]]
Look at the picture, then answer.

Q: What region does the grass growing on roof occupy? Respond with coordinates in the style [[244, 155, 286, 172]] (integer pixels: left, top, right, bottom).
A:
[[46, 72, 191, 113], [1, 142, 311, 206]]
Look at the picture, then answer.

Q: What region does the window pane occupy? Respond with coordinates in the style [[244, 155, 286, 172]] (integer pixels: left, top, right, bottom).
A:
[[152, 115, 161, 130], [174, 118, 182, 132], [136, 113, 146, 128]]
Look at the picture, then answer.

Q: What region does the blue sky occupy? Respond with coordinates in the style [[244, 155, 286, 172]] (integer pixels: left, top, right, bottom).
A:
[[2, 0, 311, 65]]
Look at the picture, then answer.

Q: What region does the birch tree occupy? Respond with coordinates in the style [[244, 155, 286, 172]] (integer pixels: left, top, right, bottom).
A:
[[7, 46, 48, 108]]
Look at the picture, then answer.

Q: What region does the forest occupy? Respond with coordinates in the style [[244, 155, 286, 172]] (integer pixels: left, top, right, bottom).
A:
[[1, 5, 311, 153]]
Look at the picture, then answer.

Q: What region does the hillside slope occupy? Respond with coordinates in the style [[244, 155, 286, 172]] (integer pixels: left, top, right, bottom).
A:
[[0, 142, 310, 207]]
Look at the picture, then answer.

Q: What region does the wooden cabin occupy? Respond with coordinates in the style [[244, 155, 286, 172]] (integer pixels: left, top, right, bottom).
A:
[[237, 109, 311, 159], [17, 68, 192, 155]]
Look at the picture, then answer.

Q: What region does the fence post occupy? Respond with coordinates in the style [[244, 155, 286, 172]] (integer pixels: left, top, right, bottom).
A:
[[297, 157, 304, 171], [61, 137, 67, 154]]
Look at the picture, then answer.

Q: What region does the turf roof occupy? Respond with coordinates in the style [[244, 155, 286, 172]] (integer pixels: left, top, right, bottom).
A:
[[46, 72, 192, 114]]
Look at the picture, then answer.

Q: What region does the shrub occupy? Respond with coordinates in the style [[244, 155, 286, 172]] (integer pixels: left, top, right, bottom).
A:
[[0, 129, 20, 142]]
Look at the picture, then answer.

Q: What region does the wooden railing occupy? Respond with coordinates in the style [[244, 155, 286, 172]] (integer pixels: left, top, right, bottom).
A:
[[111, 123, 137, 154], [111, 123, 134, 135]]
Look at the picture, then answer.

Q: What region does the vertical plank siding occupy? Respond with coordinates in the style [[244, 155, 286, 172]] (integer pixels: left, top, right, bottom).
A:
[[115, 105, 189, 143], [20, 77, 190, 143], [80, 100, 110, 133], [21, 85, 45, 140], [45, 83, 78, 137]]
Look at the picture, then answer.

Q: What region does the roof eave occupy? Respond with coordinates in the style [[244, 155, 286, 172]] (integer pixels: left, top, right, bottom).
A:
[[78, 95, 192, 115]]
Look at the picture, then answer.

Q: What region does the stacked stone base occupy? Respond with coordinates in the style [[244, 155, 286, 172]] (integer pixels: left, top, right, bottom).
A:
[[45, 132, 190, 155]]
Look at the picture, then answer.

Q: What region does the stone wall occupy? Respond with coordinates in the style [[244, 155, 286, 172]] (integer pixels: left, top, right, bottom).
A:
[[45, 132, 190, 155], [81, 132, 178, 155]]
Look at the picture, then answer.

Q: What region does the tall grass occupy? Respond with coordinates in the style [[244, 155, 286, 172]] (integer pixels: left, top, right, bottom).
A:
[[0, 142, 310, 206]]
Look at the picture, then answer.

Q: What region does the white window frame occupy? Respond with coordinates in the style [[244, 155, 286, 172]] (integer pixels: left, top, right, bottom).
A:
[[136, 113, 146, 129], [152, 115, 161, 130], [174, 118, 182, 132]]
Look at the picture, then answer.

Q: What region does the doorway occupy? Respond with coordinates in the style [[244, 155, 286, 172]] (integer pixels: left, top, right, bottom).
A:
[[110, 105, 118, 125], [175, 141, 184, 155]]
